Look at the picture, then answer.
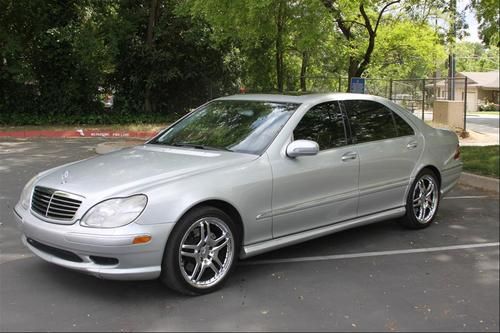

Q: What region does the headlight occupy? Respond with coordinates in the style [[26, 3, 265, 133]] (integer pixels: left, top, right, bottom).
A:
[[81, 195, 148, 228], [19, 175, 38, 210]]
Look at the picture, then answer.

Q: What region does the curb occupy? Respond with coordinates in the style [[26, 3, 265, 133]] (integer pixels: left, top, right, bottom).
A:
[[458, 172, 500, 194], [0, 129, 158, 139]]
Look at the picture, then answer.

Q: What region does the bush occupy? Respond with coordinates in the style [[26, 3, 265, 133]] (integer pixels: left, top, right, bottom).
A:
[[479, 103, 500, 111], [0, 0, 238, 127], [0, 107, 180, 126]]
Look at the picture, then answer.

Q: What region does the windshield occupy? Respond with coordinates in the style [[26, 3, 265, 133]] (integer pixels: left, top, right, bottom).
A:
[[150, 100, 299, 155]]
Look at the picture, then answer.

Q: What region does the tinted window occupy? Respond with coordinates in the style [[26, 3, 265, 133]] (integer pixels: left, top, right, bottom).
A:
[[294, 102, 347, 150], [343, 100, 397, 143], [393, 112, 415, 136], [151, 100, 298, 155]]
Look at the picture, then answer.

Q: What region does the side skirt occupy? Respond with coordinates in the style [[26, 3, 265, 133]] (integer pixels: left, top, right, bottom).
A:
[[240, 207, 406, 259]]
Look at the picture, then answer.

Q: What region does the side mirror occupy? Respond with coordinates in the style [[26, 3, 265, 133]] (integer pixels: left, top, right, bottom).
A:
[[286, 140, 319, 158]]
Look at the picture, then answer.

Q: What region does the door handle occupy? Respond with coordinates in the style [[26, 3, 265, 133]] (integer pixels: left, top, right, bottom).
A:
[[342, 151, 358, 161], [407, 141, 418, 150]]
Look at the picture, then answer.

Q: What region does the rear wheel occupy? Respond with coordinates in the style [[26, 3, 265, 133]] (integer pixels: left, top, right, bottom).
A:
[[401, 169, 440, 229], [161, 206, 239, 295]]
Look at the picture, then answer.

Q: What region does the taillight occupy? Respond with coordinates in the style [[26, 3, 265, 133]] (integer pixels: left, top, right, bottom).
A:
[[454, 144, 461, 160]]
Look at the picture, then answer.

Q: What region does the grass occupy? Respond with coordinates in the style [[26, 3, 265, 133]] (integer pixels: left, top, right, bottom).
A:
[[468, 111, 500, 116], [461, 145, 499, 178], [0, 124, 168, 132]]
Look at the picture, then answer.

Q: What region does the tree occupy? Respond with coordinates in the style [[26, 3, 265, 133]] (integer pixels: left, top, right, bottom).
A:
[[184, 0, 332, 92], [184, 0, 290, 92], [110, 0, 238, 117], [367, 20, 447, 79], [322, 0, 401, 91], [454, 42, 499, 72], [144, 0, 160, 113], [289, 0, 335, 91], [0, 0, 463, 125], [0, 0, 239, 124], [470, 0, 499, 47], [0, 0, 114, 124]]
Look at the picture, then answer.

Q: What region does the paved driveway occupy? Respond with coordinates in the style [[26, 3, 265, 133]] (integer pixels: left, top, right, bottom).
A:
[[0, 139, 498, 332]]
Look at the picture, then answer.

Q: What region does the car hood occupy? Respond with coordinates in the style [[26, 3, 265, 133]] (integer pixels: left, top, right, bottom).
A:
[[35, 144, 257, 198]]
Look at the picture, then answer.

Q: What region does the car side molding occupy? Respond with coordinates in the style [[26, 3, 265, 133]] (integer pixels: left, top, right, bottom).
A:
[[240, 207, 406, 259]]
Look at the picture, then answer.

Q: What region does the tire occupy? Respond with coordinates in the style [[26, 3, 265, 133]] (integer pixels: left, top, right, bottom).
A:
[[400, 169, 440, 229], [160, 206, 240, 295]]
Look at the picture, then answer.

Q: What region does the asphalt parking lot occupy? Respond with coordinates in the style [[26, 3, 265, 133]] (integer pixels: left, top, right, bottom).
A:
[[0, 138, 498, 332]]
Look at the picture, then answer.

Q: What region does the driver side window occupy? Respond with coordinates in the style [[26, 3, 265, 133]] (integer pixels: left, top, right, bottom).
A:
[[293, 102, 348, 150]]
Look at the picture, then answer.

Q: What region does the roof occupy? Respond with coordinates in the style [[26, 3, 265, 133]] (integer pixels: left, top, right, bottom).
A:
[[425, 71, 499, 89], [459, 71, 499, 89], [216, 93, 383, 104]]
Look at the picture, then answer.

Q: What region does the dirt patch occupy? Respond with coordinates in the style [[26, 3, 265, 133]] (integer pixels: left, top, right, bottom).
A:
[[427, 122, 499, 146], [460, 129, 499, 146]]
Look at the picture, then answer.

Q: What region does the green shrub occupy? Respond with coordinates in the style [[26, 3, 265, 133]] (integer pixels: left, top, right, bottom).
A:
[[479, 103, 500, 111]]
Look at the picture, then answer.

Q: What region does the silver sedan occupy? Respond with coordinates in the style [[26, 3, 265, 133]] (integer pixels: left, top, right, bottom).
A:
[[14, 93, 462, 295]]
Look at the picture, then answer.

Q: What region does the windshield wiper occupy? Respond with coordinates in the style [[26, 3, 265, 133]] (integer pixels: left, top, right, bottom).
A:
[[170, 142, 232, 152]]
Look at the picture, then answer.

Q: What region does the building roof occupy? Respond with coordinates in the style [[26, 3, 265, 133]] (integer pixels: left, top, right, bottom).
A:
[[425, 71, 499, 89], [459, 71, 499, 89]]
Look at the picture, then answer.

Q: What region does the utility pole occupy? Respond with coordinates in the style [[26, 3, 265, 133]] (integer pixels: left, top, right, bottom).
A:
[[447, 0, 456, 100]]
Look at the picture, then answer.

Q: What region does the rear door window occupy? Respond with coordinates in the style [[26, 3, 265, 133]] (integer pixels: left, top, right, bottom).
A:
[[343, 100, 399, 144], [393, 112, 415, 136]]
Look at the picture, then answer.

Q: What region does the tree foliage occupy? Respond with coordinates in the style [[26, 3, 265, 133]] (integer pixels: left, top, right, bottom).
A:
[[455, 42, 499, 72], [183, 0, 333, 92], [471, 0, 500, 47], [0, 0, 485, 125], [368, 20, 447, 79], [321, 0, 402, 90], [0, 0, 237, 125], [0, 0, 111, 124]]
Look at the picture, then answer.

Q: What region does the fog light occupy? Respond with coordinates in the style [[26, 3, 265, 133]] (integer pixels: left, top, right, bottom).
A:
[[132, 235, 152, 244]]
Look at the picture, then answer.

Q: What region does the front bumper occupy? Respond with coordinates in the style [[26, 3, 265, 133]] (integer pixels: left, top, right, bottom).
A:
[[14, 204, 174, 280]]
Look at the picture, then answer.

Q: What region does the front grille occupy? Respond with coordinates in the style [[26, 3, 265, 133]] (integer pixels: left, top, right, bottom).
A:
[[31, 186, 82, 221], [27, 237, 83, 263]]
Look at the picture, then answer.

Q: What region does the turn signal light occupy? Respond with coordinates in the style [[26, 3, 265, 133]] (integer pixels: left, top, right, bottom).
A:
[[454, 144, 461, 160], [132, 235, 152, 244]]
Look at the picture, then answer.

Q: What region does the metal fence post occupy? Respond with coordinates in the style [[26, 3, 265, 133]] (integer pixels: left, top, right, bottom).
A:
[[389, 79, 393, 100], [422, 78, 426, 120], [463, 76, 468, 133]]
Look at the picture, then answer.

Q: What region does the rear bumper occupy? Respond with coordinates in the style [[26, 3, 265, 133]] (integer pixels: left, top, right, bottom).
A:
[[14, 203, 174, 280], [441, 163, 463, 196]]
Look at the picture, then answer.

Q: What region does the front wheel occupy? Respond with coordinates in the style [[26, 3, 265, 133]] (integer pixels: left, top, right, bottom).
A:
[[401, 169, 440, 229], [161, 206, 239, 295]]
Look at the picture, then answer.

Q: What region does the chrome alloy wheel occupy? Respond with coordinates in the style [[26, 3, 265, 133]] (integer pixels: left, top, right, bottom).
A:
[[178, 217, 234, 289], [412, 175, 439, 224]]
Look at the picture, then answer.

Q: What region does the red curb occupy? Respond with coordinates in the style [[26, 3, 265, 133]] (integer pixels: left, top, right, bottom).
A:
[[0, 129, 159, 139]]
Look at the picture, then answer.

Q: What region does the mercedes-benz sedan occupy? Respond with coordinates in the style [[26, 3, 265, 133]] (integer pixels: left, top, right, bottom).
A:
[[14, 93, 462, 295]]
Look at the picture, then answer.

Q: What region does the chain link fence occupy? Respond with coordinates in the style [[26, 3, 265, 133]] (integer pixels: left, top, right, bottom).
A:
[[287, 75, 470, 131]]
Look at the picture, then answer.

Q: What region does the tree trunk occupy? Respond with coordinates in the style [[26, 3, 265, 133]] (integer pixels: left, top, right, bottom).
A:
[[144, 0, 159, 113], [275, 44, 284, 92], [275, 0, 285, 92], [300, 51, 309, 91], [323, 0, 400, 93], [347, 57, 359, 92]]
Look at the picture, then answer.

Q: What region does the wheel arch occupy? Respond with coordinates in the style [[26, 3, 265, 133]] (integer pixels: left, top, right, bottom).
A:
[[419, 165, 442, 187], [171, 199, 244, 247], [160, 199, 244, 294]]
